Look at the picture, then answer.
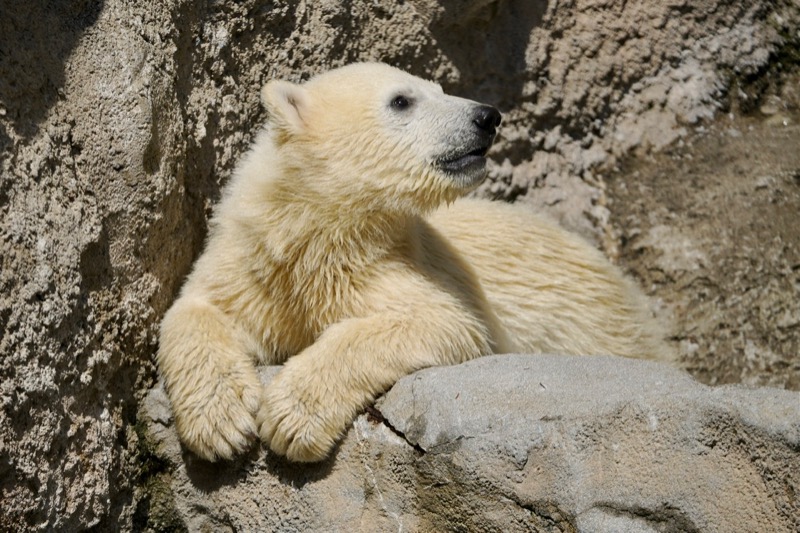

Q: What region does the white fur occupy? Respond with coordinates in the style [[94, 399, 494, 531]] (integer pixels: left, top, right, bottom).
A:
[[157, 63, 671, 462]]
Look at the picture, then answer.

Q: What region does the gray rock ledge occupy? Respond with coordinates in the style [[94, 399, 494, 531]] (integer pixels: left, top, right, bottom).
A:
[[140, 355, 800, 532]]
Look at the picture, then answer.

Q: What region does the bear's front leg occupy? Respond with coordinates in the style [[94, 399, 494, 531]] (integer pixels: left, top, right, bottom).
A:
[[158, 298, 263, 461], [259, 302, 492, 462]]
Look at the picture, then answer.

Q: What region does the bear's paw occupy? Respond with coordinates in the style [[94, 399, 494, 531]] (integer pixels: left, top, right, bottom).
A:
[[258, 366, 345, 463], [173, 368, 262, 462]]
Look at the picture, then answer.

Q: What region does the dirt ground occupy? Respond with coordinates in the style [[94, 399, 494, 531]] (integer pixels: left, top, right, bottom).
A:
[[607, 87, 800, 390]]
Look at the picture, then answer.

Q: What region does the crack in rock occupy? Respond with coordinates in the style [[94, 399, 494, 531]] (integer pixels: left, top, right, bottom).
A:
[[365, 405, 426, 455]]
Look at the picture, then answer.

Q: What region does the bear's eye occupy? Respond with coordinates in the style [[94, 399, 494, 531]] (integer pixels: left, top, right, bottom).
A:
[[390, 95, 412, 111]]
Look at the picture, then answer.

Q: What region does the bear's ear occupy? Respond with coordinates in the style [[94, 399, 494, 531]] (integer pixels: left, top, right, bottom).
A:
[[261, 80, 309, 133]]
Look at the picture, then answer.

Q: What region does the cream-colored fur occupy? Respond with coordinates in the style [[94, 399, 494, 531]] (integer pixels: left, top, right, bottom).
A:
[[158, 63, 670, 463]]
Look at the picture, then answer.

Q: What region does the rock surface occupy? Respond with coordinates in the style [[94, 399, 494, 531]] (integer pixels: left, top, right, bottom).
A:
[[1, 0, 799, 529], [609, 111, 800, 390], [140, 355, 800, 532]]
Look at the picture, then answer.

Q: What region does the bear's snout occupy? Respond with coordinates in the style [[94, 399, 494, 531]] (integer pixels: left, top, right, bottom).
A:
[[472, 105, 502, 136]]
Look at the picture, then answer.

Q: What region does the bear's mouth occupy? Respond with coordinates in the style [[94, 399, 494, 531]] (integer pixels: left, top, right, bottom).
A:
[[436, 143, 491, 174]]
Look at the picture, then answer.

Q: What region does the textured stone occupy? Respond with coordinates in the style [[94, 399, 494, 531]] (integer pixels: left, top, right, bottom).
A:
[[139, 355, 800, 532], [608, 113, 800, 389]]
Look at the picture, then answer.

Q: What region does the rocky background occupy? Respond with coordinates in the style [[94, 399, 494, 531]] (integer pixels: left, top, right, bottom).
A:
[[1, 0, 798, 530]]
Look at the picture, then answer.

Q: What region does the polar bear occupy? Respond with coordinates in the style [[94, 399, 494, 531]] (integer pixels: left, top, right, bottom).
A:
[[157, 63, 671, 463]]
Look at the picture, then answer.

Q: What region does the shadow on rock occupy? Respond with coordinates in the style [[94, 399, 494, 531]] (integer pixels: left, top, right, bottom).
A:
[[182, 446, 263, 492], [0, 0, 104, 140], [182, 444, 338, 492], [262, 450, 338, 489]]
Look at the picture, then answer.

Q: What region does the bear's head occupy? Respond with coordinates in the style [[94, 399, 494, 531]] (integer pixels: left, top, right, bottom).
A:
[[261, 63, 501, 215]]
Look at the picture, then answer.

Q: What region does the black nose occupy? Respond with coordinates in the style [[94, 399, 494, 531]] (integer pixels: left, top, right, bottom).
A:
[[473, 105, 502, 134]]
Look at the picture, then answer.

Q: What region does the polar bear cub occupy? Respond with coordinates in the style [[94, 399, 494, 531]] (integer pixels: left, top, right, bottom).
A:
[[158, 63, 670, 463]]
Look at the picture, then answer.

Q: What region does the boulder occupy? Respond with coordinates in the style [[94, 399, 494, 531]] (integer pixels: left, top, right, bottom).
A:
[[140, 355, 800, 532]]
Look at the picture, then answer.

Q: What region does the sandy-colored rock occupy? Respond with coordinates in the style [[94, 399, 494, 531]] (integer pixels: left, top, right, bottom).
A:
[[608, 112, 800, 389], [139, 355, 800, 532], [1, 0, 798, 529]]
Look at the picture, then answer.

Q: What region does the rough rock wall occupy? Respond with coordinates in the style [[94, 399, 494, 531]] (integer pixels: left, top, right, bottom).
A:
[[610, 112, 800, 390], [0, 0, 796, 530]]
